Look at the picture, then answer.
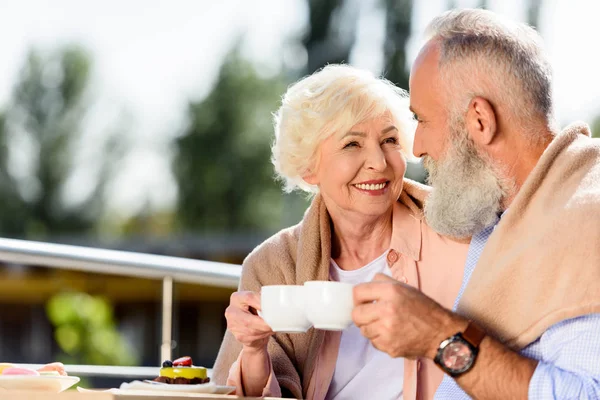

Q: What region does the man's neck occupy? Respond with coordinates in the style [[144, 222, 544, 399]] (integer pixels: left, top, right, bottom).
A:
[[501, 130, 553, 208]]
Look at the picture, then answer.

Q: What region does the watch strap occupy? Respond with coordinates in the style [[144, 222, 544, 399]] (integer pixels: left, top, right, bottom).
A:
[[462, 321, 486, 348]]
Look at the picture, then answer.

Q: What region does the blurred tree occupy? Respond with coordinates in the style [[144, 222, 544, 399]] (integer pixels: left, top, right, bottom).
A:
[[591, 116, 600, 138], [173, 48, 306, 232], [0, 46, 123, 238], [383, 0, 412, 90], [526, 0, 544, 29], [303, 0, 358, 73]]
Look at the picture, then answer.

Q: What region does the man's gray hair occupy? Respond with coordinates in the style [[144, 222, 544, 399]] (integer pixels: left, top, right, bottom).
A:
[[426, 9, 554, 130]]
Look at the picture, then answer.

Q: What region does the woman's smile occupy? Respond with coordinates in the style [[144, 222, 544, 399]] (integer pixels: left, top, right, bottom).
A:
[[352, 179, 390, 196]]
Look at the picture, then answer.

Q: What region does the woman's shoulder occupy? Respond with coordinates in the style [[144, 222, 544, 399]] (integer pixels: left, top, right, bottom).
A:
[[239, 220, 305, 288], [244, 195, 321, 269], [244, 223, 301, 267]]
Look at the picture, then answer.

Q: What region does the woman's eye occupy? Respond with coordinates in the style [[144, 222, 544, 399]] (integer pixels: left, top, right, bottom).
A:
[[412, 113, 420, 122], [383, 137, 398, 145], [343, 141, 359, 149]]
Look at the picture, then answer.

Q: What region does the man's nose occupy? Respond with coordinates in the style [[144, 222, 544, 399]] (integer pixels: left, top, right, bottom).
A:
[[412, 128, 426, 158]]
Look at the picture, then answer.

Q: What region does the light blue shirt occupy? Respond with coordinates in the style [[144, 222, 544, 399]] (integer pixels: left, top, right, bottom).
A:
[[434, 218, 600, 399]]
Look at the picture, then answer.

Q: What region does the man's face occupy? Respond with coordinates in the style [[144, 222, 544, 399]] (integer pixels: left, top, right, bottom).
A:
[[422, 117, 508, 238], [409, 41, 451, 162], [409, 40, 509, 238]]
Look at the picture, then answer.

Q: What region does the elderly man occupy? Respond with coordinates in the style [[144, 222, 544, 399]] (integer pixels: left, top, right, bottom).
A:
[[353, 8, 600, 400]]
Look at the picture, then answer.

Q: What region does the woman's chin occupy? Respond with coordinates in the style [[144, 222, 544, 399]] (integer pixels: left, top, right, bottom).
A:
[[351, 199, 395, 218]]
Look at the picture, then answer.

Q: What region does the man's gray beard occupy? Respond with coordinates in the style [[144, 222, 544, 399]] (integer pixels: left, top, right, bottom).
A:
[[423, 121, 510, 239]]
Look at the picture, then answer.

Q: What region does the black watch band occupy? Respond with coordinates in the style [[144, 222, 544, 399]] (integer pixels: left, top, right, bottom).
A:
[[433, 321, 486, 377]]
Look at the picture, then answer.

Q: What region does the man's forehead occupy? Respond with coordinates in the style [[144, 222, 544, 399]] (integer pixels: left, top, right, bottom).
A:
[[415, 40, 441, 69], [410, 40, 443, 109], [411, 40, 441, 83]]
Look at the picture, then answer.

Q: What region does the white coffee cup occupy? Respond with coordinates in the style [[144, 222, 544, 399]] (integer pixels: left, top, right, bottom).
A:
[[303, 281, 354, 330], [260, 285, 311, 333]]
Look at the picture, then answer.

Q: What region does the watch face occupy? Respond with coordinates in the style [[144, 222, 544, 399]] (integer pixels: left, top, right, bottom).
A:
[[441, 341, 473, 371]]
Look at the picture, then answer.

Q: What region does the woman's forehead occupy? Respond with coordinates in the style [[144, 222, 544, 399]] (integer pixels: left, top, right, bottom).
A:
[[349, 112, 395, 130]]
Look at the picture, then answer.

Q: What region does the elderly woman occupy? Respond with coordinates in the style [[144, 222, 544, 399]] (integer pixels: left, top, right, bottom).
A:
[[212, 65, 469, 400]]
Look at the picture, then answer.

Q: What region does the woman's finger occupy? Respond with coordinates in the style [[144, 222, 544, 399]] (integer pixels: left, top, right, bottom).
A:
[[230, 291, 261, 310], [228, 308, 272, 334]]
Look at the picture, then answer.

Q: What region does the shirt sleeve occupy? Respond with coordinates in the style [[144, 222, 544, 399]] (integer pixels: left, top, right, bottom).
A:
[[527, 314, 600, 399]]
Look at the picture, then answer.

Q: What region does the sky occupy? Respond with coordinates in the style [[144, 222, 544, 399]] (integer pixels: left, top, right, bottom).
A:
[[0, 0, 598, 218]]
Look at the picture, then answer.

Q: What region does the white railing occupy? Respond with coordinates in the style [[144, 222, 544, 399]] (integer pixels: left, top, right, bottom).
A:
[[0, 237, 241, 379]]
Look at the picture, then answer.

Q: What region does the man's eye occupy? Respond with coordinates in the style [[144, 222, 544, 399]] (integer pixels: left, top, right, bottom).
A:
[[412, 113, 420, 122]]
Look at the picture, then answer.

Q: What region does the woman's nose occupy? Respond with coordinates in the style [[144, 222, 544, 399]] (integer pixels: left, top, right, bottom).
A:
[[365, 146, 386, 171]]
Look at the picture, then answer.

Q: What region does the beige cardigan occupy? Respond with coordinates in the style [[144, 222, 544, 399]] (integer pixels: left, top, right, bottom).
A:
[[458, 122, 600, 349], [212, 180, 469, 399]]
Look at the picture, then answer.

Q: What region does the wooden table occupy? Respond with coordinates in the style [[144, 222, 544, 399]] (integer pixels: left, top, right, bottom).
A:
[[0, 391, 286, 400]]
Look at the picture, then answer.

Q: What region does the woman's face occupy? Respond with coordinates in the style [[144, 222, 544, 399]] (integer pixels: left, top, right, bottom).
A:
[[305, 113, 407, 218]]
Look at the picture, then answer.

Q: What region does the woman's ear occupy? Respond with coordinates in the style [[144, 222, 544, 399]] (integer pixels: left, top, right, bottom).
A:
[[466, 96, 497, 146], [303, 172, 318, 186]]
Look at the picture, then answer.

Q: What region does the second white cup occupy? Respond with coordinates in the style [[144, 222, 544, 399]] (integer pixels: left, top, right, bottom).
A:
[[303, 281, 354, 331]]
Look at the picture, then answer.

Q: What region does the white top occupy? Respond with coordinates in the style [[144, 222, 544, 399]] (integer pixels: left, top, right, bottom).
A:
[[326, 252, 404, 400]]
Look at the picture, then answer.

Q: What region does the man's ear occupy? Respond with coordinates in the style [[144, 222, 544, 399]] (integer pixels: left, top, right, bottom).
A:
[[466, 96, 497, 146]]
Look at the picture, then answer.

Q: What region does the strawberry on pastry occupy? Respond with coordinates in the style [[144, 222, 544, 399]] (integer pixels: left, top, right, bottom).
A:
[[37, 362, 67, 376]]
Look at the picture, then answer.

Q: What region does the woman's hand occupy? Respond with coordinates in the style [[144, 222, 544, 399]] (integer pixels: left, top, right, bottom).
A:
[[225, 291, 274, 352], [226, 291, 275, 396]]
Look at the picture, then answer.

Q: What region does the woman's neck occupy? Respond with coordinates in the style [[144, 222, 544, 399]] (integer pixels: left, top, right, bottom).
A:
[[328, 206, 393, 271]]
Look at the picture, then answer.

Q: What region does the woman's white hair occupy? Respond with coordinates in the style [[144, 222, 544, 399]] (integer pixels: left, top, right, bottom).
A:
[[272, 64, 415, 193], [426, 9, 555, 132]]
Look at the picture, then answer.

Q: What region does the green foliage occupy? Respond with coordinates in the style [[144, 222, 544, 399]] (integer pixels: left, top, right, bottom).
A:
[[0, 46, 123, 238], [592, 116, 600, 138], [46, 292, 138, 366], [173, 49, 309, 232]]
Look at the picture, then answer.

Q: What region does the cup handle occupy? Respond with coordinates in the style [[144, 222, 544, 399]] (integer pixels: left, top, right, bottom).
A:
[[249, 306, 264, 319]]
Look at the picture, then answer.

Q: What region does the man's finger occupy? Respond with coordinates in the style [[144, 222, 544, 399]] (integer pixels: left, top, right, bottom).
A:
[[352, 301, 381, 326], [372, 273, 396, 283], [360, 322, 381, 341], [353, 281, 390, 305]]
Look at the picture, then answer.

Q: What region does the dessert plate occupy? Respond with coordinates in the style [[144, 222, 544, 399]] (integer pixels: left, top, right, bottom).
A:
[[77, 380, 235, 395], [0, 375, 80, 392]]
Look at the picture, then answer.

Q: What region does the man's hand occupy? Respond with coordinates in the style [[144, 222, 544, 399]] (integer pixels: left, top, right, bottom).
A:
[[353, 274, 538, 399], [352, 273, 467, 360]]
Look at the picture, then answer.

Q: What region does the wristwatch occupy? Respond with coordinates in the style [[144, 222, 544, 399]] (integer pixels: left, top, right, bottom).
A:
[[434, 321, 486, 377]]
